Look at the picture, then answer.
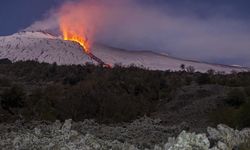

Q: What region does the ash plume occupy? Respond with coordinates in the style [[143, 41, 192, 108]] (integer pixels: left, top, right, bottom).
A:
[[26, 0, 250, 66]]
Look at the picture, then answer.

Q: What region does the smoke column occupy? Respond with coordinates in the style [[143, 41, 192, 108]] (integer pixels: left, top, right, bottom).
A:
[[27, 0, 250, 66]]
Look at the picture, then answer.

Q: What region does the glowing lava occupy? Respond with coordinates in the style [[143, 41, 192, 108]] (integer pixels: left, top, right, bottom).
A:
[[59, 23, 111, 68], [60, 25, 90, 53], [58, 5, 111, 68]]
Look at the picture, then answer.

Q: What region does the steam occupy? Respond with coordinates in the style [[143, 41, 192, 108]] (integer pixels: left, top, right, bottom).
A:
[[26, 0, 250, 66], [25, 9, 59, 32]]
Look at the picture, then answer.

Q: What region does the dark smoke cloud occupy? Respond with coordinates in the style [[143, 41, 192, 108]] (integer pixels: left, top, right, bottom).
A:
[[27, 0, 250, 66]]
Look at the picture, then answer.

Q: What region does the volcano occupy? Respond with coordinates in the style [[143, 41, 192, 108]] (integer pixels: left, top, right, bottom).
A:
[[0, 31, 248, 73], [0, 31, 93, 65]]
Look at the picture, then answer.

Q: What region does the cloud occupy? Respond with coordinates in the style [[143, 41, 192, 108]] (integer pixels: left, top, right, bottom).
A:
[[26, 0, 250, 66]]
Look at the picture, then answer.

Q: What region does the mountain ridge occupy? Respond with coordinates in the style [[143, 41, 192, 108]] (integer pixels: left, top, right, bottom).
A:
[[0, 31, 249, 73]]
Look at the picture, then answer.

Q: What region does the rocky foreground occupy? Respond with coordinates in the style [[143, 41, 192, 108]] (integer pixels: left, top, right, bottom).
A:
[[0, 118, 249, 150]]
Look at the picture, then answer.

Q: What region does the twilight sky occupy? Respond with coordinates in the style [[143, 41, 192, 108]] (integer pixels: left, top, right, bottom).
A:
[[0, 0, 250, 66]]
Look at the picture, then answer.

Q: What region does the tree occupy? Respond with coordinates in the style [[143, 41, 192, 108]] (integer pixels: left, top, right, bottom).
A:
[[186, 66, 195, 73], [207, 69, 215, 75], [180, 64, 185, 71]]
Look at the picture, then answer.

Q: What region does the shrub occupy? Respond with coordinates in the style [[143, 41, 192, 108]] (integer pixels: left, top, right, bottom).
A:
[[24, 87, 59, 121], [237, 102, 250, 128], [63, 73, 81, 85], [0, 77, 11, 87], [196, 73, 211, 85], [2, 60, 250, 125], [225, 88, 247, 107], [0, 85, 25, 114], [207, 69, 215, 75], [186, 66, 195, 73], [210, 102, 250, 129], [210, 107, 238, 128], [244, 86, 250, 97]]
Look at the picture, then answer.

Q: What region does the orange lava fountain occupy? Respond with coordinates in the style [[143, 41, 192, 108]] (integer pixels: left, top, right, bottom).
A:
[[58, 2, 111, 68], [60, 22, 90, 54]]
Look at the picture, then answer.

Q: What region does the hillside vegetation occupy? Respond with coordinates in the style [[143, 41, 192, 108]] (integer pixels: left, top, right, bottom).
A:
[[0, 59, 250, 131]]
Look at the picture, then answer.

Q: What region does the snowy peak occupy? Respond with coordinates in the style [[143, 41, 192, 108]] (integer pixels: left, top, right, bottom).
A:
[[13, 31, 57, 39], [0, 31, 249, 73], [0, 31, 93, 65], [90, 44, 249, 73]]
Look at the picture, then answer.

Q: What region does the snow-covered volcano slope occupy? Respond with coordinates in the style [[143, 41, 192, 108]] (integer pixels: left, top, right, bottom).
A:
[[91, 44, 249, 73], [0, 31, 92, 65], [0, 31, 248, 73]]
